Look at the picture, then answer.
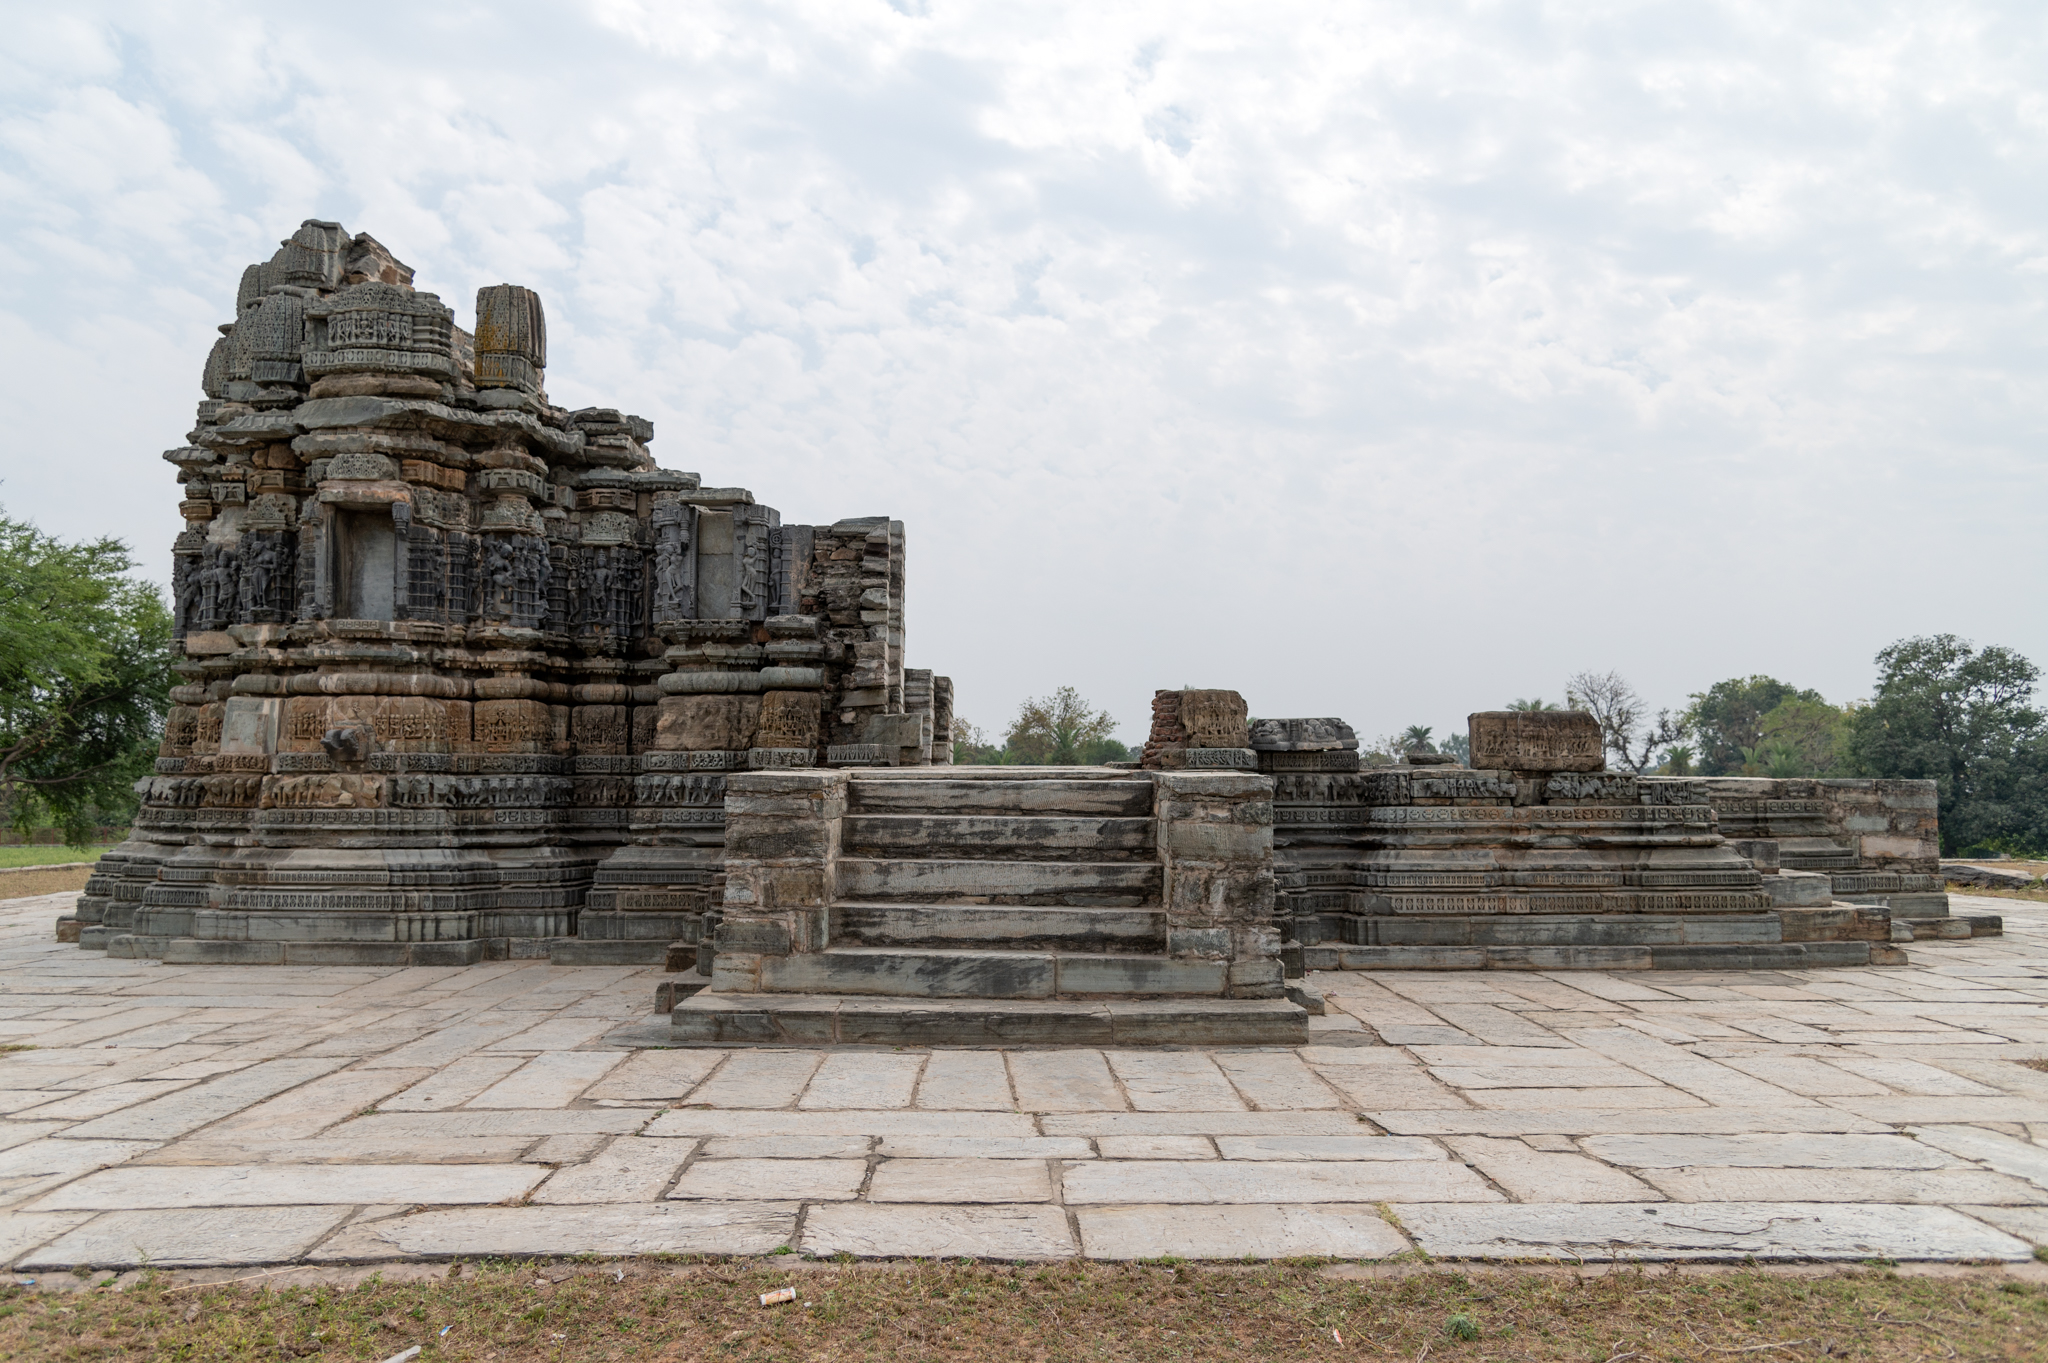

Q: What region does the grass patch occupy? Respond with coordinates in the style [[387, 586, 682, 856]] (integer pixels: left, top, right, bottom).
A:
[[2, 1258, 2043, 1362], [0, 844, 116, 870]]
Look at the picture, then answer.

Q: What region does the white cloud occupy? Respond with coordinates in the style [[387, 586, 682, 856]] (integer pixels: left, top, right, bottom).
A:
[[0, 0, 2043, 744]]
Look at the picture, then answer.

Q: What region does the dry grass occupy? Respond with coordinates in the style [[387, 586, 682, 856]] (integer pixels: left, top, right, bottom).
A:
[[0, 867, 94, 899], [2, 1258, 2044, 1363], [1947, 881, 2048, 906]]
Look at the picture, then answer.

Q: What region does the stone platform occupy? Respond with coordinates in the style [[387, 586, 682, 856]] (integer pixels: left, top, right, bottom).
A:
[[1, 887, 2044, 1269]]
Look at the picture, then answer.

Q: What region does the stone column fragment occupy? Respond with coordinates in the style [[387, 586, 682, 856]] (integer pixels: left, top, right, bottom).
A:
[[711, 769, 846, 992], [1154, 771, 1282, 998]]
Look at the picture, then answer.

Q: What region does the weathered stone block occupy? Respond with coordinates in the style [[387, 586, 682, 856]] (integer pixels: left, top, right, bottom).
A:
[[1468, 710, 1603, 772], [1180, 690, 1250, 748], [756, 690, 821, 750], [1161, 822, 1272, 861], [654, 695, 761, 752]]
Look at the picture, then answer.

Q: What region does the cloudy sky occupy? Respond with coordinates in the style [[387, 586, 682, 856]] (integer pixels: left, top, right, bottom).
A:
[[2, 0, 2043, 747]]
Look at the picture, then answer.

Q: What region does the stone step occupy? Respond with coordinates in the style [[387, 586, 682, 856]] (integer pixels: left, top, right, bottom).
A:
[[754, 946, 1230, 998], [1298, 941, 1883, 972], [1900, 916, 2004, 941], [831, 902, 1166, 952], [834, 858, 1162, 906], [846, 777, 1154, 818], [669, 990, 1307, 1045], [547, 939, 669, 965], [840, 814, 1155, 861]]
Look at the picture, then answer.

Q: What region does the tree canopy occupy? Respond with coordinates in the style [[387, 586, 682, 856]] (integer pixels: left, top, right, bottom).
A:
[[954, 687, 1130, 766], [1683, 675, 1828, 776], [0, 510, 173, 844], [1844, 635, 2048, 856]]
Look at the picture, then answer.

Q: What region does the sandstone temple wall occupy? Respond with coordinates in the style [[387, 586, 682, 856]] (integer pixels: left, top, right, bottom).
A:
[[71, 221, 951, 966]]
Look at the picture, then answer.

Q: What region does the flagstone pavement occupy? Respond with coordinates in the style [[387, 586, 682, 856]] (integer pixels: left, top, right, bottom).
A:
[[1, 890, 2045, 1271]]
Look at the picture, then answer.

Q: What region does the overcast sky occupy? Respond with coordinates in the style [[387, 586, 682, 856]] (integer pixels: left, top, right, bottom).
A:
[[2, 1, 2043, 747]]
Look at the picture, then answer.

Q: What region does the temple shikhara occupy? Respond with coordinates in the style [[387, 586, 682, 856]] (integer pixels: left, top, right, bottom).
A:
[[62, 221, 2000, 1046]]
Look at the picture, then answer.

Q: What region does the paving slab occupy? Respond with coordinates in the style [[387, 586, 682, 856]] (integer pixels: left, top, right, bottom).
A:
[[0, 1138, 160, 1208], [1096, 1135, 1216, 1159], [1077, 1203, 1411, 1260], [1910, 1124, 2048, 1189], [800, 1052, 925, 1110], [1104, 1052, 1246, 1111], [20, 1206, 355, 1268], [209, 1066, 436, 1138], [468, 1052, 626, 1109], [1372, 1108, 1892, 1137], [876, 1136, 1093, 1159], [1642, 1167, 2047, 1204], [5, 1079, 200, 1120], [56, 1058, 350, 1140], [310, 1202, 799, 1260], [340, 1110, 653, 1138], [646, 1109, 1036, 1138], [1466, 1086, 1706, 1110], [1445, 1136, 1660, 1201], [1007, 1051, 1125, 1111], [1041, 1111, 1371, 1137], [1580, 1133, 1958, 1169], [1956, 1205, 2048, 1242], [668, 1158, 868, 1201], [869, 1158, 1054, 1203], [0, 1211, 95, 1267], [800, 1203, 1076, 1259], [129, 1136, 538, 1165], [584, 1050, 723, 1102], [685, 1051, 824, 1108], [701, 1135, 870, 1159], [535, 1137, 693, 1203], [29, 1162, 546, 1210], [1394, 1201, 2035, 1261], [1211, 1135, 1446, 1162], [913, 1050, 1014, 1110], [1211, 1052, 1343, 1109], [1061, 1158, 1501, 1204], [380, 1055, 526, 1111]]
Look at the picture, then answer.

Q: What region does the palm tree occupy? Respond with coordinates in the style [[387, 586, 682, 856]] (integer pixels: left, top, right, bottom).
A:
[[1507, 698, 1559, 711], [1400, 724, 1434, 752]]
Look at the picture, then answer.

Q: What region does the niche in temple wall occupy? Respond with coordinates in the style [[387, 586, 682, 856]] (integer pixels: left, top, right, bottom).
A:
[[695, 510, 735, 619], [336, 509, 397, 620]]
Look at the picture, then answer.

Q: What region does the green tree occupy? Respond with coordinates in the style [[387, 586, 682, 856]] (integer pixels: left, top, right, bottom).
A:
[[1400, 724, 1435, 753], [1757, 696, 1853, 776], [1844, 635, 2048, 855], [0, 511, 173, 844], [1658, 744, 1695, 776], [1002, 687, 1120, 766], [1440, 732, 1470, 764], [1506, 698, 1557, 711], [1684, 675, 1827, 776]]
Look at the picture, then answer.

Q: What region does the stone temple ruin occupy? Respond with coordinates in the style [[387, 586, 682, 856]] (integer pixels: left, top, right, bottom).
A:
[[69, 220, 949, 973], [59, 220, 2002, 1047]]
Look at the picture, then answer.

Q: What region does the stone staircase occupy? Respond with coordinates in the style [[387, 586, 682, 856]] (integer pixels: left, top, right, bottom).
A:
[[669, 768, 1307, 1045]]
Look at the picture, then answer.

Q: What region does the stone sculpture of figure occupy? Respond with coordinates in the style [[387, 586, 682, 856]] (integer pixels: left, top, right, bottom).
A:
[[653, 533, 687, 618], [239, 536, 278, 620], [482, 536, 516, 620], [584, 548, 615, 632], [173, 556, 202, 635], [200, 546, 240, 629]]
